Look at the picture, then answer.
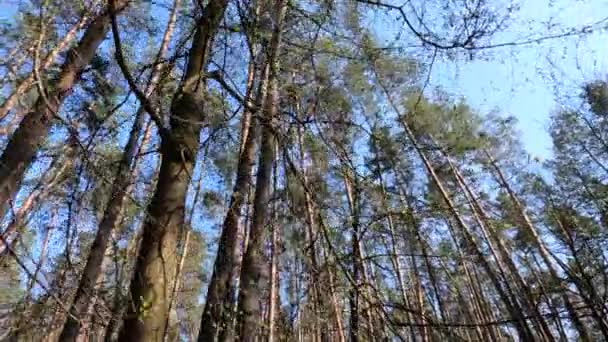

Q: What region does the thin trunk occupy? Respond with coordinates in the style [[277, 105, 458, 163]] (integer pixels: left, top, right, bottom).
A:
[[344, 174, 361, 342], [198, 46, 263, 342], [118, 1, 228, 340], [166, 156, 205, 341], [165, 229, 190, 342], [59, 1, 179, 339], [236, 1, 287, 339], [0, 11, 112, 220], [216, 183, 255, 342], [0, 143, 74, 256], [297, 125, 345, 342], [267, 223, 279, 342], [525, 254, 569, 341], [24, 217, 53, 306], [324, 247, 345, 342], [443, 217, 498, 341], [267, 144, 279, 342], [295, 111, 323, 342], [104, 220, 145, 342]]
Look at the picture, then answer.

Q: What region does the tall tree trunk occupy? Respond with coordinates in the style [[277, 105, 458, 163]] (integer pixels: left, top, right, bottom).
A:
[[198, 44, 263, 342], [344, 173, 361, 342], [368, 73, 535, 339], [58, 1, 180, 340], [296, 125, 345, 342], [442, 217, 500, 341], [117, 1, 228, 340], [525, 254, 569, 341], [0, 10, 112, 220], [236, 1, 287, 339], [291, 97, 323, 341], [267, 144, 280, 342]]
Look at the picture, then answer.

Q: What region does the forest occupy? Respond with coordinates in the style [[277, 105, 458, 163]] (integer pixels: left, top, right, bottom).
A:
[[0, 0, 607, 341]]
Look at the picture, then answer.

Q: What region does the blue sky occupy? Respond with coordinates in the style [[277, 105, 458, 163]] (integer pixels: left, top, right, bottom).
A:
[[430, 0, 608, 158]]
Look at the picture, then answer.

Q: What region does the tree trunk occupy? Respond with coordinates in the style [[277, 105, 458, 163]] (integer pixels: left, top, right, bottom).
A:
[[267, 144, 280, 342], [117, 1, 228, 340], [198, 46, 263, 342], [296, 125, 345, 342], [58, 1, 180, 339], [0, 12, 111, 220], [344, 173, 361, 342], [444, 153, 555, 341], [236, 1, 287, 339], [394, 117, 534, 340]]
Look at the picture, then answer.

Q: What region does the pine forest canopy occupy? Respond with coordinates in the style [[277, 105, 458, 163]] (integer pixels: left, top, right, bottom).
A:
[[0, 0, 607, 341]]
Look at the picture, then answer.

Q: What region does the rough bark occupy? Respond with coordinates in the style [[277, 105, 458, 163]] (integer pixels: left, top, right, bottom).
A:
[[117, 1, 228, 340], [58, 1, 180, 339]]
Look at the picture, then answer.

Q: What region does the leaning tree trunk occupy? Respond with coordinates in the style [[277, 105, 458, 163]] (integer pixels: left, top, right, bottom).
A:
[[371, 72, 535, 340], [484, 150, 597, 340], [0, 11, 112, 219], [117, 1, 228, 341], [393, 119, 535, 340], [58, 1, 180, 339], [443, 152, 555, 341]]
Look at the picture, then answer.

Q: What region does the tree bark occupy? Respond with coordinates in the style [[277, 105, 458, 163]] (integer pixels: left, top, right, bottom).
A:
[[117, 1, 228, 340], [58, 1, 180, 339]]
